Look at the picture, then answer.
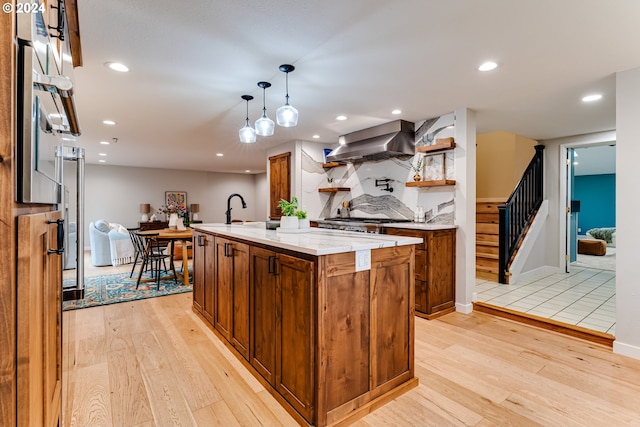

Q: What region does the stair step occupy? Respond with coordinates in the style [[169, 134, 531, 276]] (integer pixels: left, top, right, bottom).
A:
[[476, 270, 499, 282], [477, 223, 499, 234], [476, 201, 505, 213], [477, 234, 499, 245], [476, 258, 499, 270], [476, 245, 499, 256], [476, 213, 499, 224], [477, 253, 499, 260], [476, 264, 499, 274]]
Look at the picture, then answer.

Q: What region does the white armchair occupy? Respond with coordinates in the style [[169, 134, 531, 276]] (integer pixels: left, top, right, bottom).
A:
[[89, 220, 135, 267]]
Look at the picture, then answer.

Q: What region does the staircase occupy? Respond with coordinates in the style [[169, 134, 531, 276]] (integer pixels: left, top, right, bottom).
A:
[[476, 199, 504, 282]]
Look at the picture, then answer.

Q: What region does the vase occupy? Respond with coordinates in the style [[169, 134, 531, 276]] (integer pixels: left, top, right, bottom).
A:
[[280, 216, 299, 229], [299, 218, 310, 230], [413, 173, 422, 182], [168, 213, 180, 230]]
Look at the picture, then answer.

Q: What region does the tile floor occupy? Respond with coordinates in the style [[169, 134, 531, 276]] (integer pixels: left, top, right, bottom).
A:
[[476, 266, 616, 335]]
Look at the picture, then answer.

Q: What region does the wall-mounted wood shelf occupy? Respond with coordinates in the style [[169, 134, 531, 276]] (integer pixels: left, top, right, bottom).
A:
[[417, 140, 456, 154], [318, 187, 350, 193], [405, 180, 456, 187], [322, 162, 344, 168]]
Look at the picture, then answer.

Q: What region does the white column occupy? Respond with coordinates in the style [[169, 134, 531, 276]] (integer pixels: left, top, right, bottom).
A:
[[454, 108, 476, 313], [614, 67, 640, 359]]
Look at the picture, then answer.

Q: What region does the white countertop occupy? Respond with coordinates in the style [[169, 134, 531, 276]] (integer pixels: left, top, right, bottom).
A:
[[383, 223, 458, 231], [192, 222, 422, 256]]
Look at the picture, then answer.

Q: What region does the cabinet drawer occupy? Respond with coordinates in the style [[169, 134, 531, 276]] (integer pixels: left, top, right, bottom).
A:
[[415, 249, 427, 282], [384, 227, 426, 250]]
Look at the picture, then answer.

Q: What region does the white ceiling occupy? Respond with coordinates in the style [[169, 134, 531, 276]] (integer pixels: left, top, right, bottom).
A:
[[72, 0, 640, 174], [573, 145, 616, 176]]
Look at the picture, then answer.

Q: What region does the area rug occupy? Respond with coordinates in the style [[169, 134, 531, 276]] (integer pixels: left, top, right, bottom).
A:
[[63, 271, 192, 311]]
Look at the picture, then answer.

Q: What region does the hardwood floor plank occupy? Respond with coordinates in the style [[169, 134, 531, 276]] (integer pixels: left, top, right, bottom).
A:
[[142, 368, 198, 426], [106, 347, 154, 426], [67, 362, 113, 427], [63, 294, 640, 426]]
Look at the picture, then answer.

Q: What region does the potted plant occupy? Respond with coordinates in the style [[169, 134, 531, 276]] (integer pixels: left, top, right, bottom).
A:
[[411, 156, 424, 181], [278, 197, 299, 229], [296, 209, 310, 230]]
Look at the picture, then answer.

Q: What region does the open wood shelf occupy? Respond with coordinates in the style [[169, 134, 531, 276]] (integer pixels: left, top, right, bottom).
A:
[[318, 187, 350, 193], [405, 180, 456, 187], [417, 140, 456, 154], [322, 162, 344, 168]]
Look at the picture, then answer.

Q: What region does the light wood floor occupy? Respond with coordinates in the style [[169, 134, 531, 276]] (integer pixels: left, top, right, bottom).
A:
[[63, 292, 640, 426]]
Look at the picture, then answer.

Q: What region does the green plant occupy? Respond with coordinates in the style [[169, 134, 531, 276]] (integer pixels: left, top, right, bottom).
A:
[[278, 196, 298, 216], [295, 209, 307, 219], [327, 177, 334, 183], [411, 156, 424, 173]]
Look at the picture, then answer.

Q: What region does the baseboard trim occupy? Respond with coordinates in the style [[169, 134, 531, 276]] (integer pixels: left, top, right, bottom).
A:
[[455, 302, 473, 314], [473, 302, 614, 347], [613, 340, 640, 360]]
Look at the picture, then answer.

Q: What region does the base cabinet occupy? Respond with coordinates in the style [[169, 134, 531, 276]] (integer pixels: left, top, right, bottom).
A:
[[192, 230, 415, 426], [193, 232, 215, 323], [384, 227, 456, 319]]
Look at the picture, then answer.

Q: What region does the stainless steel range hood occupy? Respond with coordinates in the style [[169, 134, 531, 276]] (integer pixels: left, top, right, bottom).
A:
[[326, 120, 415, 163]]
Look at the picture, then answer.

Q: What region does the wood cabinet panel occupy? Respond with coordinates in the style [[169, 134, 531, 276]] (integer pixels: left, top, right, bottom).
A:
[[192, 232, 215, 323], [277, 253, 315, 420], [214, 238, 232, 339], [17, 211, 63, 427], [269, 152, 291, 219], [250, 246, 277, 384], [230, 242, 250, 359], [384, 227, 456, 319]]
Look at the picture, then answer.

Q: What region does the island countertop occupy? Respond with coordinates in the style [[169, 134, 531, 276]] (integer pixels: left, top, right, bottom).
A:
[[191, 222, 422, 256]]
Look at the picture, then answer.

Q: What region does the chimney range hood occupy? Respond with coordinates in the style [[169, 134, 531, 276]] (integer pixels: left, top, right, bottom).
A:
[[326, 119, 415, 163]]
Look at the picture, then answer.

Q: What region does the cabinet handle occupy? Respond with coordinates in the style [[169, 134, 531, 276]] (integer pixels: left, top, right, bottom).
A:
[[198, 235, 204, 246], [224, 242, 232, 257], [268, 255, 275, 274], [47, 218, 65, 255]]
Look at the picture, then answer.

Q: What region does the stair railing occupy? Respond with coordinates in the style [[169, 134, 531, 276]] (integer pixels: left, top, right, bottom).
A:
[[497, 145, 545, 283]]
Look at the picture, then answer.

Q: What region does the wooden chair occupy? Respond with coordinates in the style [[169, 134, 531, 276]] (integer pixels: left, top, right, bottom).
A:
[[133, 231, 177, 290]]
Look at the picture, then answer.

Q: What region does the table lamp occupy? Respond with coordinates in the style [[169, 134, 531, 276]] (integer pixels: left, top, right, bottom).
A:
[[190, 203, 200, 221], [140, 203, 151, 221]]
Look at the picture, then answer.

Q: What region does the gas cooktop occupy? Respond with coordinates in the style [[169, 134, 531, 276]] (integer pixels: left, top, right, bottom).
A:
[[321, 217, 412, 224]]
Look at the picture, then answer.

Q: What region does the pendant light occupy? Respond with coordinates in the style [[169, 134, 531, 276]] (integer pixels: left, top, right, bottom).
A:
[[255, 81, 275, 136], [276, 64, 298, 127], [239, 95, 256, 143]]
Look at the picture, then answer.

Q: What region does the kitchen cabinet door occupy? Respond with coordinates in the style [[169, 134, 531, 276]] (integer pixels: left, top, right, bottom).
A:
[[250, 246, 278, 384], [214, 237, 232, 339], [17, 211, 63, 427], [193, 231, 215, 324], [425, 229, 456, 315], [269, 152, 291, 219], [277, 253, 314, 421]]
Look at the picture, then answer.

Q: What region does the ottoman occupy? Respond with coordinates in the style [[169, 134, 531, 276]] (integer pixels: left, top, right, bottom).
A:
[[578, 239, 607, 256]]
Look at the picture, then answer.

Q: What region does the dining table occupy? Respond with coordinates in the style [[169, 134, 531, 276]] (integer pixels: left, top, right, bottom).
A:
[[138, 228, 193, 286]]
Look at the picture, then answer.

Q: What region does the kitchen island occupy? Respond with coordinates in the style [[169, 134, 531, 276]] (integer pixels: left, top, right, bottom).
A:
[[190, 223, 421, 426]]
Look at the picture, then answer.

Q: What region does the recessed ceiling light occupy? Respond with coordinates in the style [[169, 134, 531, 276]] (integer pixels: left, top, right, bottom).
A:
[[105, 62, 129, 72], [573, 161, 579, 165], [98, 153, 107, 156], [102, 120, 116, 125], [61, 137, 75, 141], [478, 61, 498, 71], [99, 159, 106, 163], [245, 170, 251, 173], [336, 115, 347, 121], [582, 94, 602, 102], [99, 140, 110, 145], [392, 109, 402, 115], [216, 153, 224, 157], [312, 135, 320, 139]]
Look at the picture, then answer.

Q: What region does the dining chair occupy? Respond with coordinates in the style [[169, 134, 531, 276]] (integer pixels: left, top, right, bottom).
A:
[[128, 227, 144, 278], [133, 231, 177, 290]]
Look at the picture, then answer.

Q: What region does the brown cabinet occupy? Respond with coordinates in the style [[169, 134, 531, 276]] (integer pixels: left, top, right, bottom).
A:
[[249, 247, 314, 420], [269, 152, 291, 218], [192, 229, 416, 426], [214, 237, 249, 359], [384, 227, 456, 319], [192, 231, 215, 323]]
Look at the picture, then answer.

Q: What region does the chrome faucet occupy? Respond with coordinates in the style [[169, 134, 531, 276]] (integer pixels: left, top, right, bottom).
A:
[[225, 193, 247, 224]]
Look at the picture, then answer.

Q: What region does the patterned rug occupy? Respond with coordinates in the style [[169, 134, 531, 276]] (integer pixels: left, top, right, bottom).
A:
[[63, 270, 192, 311]]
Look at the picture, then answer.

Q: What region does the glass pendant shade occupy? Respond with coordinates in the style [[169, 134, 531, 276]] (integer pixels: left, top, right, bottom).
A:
[[239, 120, 256, 143], [276, 64, 298, 127], [239, 95, 256, 143], [255, 113, 275, 136], [255, 81, 274, 136], [276, 103, 298, 127]]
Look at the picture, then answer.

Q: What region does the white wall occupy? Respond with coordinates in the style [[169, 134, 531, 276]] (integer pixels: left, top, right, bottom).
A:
[[614, 66, 640, 359], [65, 164, 266, 248]]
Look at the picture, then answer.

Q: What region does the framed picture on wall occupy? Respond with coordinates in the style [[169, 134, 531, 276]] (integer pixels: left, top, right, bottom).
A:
[[165, 191, 187, 213]]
